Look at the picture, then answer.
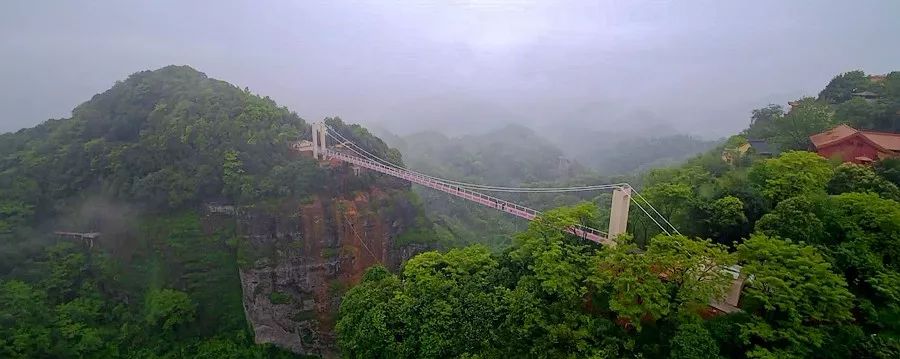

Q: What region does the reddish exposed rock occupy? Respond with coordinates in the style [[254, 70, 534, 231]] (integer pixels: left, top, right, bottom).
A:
[[207, 187, 430, 357]]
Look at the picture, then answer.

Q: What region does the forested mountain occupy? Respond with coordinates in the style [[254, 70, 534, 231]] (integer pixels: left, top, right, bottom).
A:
[[337, 70, 900, 358], [0, 66, 417, 357], [1, 65, 317, 228]]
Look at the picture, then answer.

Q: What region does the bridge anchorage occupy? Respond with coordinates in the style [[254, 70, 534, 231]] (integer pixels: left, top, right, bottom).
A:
[[293, 122, 635, 246]]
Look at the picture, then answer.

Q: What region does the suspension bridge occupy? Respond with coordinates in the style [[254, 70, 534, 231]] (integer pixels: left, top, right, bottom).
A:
[[292, 122, 679, 245], [291, 122, 743, 314]]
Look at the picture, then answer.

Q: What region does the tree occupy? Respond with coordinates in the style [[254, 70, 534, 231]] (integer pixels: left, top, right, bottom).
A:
[[755, 195, 827, 244], [336, 266, 403, 358], [0, 200, 34, 235], [818, 193, 900, 333], [874, 157, 900, 187], [632, 182, 694, 244], [736, 234, 854, 358], [715, 168, 768, 227], [704, 196, 748, 245], [500, 204, 609, 358], [53, 296, 112, 357], [222, 150, 249, 202], [835, 97, 891, 131], [748, 151, 833, 205], [756, 192, 900, 349], [0, 281, 52, 358], [509, 203, 600, 301], [818, 70, 870, 104], [820, 192, 900, 273], [828, 162, 900, 201], [394, 246, 502, 358], [591, 235, 735, 329], [145, 288, 196, 331], [338, 246, 506, 359], [669, 321, 721, 359], [591, 239, 669, 329], [646, 165, 715, 190], [768, 98, 835, 150], [745, 104, 785, 138], [40, 243, 90, 304]]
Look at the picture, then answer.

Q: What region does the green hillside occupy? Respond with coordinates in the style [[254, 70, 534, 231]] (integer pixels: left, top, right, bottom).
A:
[[0, 66, 400, 358]]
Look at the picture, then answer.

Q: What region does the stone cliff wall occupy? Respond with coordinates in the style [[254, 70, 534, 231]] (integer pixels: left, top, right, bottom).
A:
[[209, 188, 430, 357]]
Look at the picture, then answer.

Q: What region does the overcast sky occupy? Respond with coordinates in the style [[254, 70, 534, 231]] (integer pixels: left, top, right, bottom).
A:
[[2, 0, 899, 137]]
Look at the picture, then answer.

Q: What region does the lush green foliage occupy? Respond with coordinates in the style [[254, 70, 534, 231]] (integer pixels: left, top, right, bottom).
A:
[[337, 196, 889, 358], [818, 71, 900, 133], [737, 234, 855, 358], [772, 98, 837, 150], [339, 69, 900, 358], [669, 321, 720, 359], [874, 157, 900, 187], [592, 235, 734, 328], [337, 204, 741, 358], [748, 151, 834, 204], [828, 162, 900, 201]]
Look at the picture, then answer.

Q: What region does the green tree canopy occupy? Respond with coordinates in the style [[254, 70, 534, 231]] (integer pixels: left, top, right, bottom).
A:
[[145, 288, 197, 332], [669, 321, 721, 359], [828, 162, 900, 201], [768, 98, 835, 150], [749, 151, 833, 205], [736, 234, 854, 358], [744, 104, 785, 138], [874, 158, 900, 187], [591, 235, 735, 329], [819, 70, 871, 104]]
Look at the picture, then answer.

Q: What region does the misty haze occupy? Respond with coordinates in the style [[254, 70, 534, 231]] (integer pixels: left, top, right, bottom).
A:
[[5, 1, 899, 137], [2, 1, 900, 358]]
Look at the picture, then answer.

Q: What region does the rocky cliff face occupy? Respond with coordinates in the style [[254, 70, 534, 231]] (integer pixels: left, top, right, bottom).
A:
[[207, 185, 430, 357]]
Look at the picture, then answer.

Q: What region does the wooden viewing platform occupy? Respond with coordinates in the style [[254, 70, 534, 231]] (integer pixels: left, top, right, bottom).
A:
[[54, 231, 101, 248]]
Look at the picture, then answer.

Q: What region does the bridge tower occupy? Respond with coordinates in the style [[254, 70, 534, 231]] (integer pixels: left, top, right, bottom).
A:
[[607, 186, 631, 240], [311, 122, 327, 160]]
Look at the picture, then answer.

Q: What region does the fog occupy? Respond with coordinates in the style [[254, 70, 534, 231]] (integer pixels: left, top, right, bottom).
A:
[[2, 0, 899, 137]]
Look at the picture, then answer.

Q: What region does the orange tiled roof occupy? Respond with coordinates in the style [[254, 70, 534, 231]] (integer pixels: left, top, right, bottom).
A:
[[860, 130, 900, 151], [809, 124, 859, 148], [810, 124, 900, 152]]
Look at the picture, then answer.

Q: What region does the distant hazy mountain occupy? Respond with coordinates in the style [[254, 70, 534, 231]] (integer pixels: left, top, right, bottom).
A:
[[544, 127, 721, 175]]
